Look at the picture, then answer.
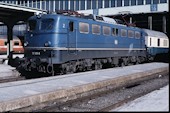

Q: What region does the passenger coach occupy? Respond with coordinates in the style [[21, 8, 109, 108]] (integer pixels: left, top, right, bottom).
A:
[[143, 29, 169, 60]]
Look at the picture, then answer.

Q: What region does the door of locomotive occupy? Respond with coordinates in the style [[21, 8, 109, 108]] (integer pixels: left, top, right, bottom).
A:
[[67, 20, 77, 54]]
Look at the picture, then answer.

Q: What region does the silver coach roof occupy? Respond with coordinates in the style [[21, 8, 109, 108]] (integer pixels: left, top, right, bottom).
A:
[[143, 29, 168, 39]]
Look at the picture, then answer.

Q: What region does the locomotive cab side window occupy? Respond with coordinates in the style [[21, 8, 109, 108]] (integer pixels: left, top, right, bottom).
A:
[[27, 20, 36, 31], [69, 21, 74, 32]]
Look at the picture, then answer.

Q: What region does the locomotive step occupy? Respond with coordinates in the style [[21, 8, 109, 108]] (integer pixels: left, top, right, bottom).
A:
[[0, 62, 168, 112]]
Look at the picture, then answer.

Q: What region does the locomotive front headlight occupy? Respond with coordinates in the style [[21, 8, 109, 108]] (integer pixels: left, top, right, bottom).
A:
[[24, 41, 29, 47], [44, 41, 51, 47]]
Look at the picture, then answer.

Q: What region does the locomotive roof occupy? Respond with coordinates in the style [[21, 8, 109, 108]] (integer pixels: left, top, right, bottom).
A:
[[143, 29, 168, 39], [32, 13, 141, 31]]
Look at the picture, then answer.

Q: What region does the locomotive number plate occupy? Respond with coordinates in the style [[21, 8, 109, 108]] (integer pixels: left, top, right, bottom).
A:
[[32, 51, 41, 55]]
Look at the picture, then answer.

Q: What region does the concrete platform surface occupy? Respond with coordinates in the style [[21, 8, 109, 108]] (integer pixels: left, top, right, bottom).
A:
[[0, 62, 169, 112], [0, 64, 19, 79]]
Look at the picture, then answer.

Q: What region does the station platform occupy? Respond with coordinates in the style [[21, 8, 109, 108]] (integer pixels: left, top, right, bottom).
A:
[[0, 64, 19, 80], [0, 62, 169, 112]]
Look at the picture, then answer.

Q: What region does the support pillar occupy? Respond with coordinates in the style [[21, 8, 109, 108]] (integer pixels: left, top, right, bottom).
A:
[[162, 16, 166, 33], [7, 24, 14, 65]]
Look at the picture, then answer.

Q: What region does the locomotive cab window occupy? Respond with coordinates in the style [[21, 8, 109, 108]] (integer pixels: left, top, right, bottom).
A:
[[40, 19, 54, 30], [69, 21, 74, 32], [27, 20, 36, 31]]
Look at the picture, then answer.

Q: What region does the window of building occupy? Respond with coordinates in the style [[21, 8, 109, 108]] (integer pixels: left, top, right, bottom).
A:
[[41, 1, 45, 10], [138, 0, 144, 5], [87, 0, 92, 9], [146, 0, 151, 4], [135, 31, 141, 39], [50, 1, 54, 12], [117, 0, 122, 7], [128, 30, 134, 38], [92, 0, 96, 9], [131, 0, 136, 6], [76, 0, 79, 10], [80, 0, 85, 10], [103, 26, 111, 36], [111, 0, 115, 7], [98, 0, 103, 8], [37, 1, 40, 9], [60, 0, 63, 10], [112, 28, 119, 36], [55, 0, 59, 10], [70, 0, 74, 10], [153, 0, 159, 4], [33, 1, 36, 8], [160, 0, 167, 3], [124, 0, 130, 6], [105, 0, 110, 8], [121, 29, 127, 37], [157, 39, 160, 46], [150, 38, 152, 46], [79, 22, 89, 34], [92, 24, 101, 35], [46, 0, 50, 11], [65, 0, 68, 10]]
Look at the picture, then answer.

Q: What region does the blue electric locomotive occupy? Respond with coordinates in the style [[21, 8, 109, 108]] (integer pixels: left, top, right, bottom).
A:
[[18, 11, 147, 77]]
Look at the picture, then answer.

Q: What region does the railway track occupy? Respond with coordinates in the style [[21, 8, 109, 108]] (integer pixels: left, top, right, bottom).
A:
[[12, 73, 169, 112]]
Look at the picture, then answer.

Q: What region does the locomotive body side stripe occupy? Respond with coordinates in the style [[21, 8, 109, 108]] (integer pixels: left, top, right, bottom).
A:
[[24, 47, 146, 51]]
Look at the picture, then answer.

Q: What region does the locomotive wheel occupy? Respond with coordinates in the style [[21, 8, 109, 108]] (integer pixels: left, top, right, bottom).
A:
[[93, 61, 102, 70]]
